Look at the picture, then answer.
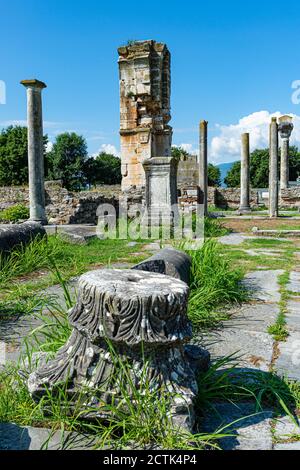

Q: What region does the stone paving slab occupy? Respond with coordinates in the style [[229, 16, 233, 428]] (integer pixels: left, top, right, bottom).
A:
[[218, 234, 247, 245], [274, 442, 300, 450], [285, 298, 300, 332], [201, 329, 274, 372], [287, 271, 300, 293], [274, 416, 300, 440], [0, 423, 96, 450], [275, 331, 300, 381], [243, 270, 284, 303], [200, 403, 273, 450], [224, 303, 279, 333]]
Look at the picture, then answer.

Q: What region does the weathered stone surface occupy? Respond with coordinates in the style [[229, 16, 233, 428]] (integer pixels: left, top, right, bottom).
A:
[[118, 40, 172, 190], [285, 298, 300, 331], [132, 247, 191, 285], [199, 120, 208, 215], [274, 416, 300, 441], [21, 79, 47, 225], [269, 117, 279, 218], [287, 271, 300, 293], [0, 221, 46, 254], [200, 403, 273, 450], [244, 270, 284, 303], [59, 226, 97, 245], [225, 303, 279, 333], [218, 233, 247, 245], [274, 442, 300, 450], [142, 156, 178, 226], [0, 423, 96, 450], [201, 329, 274, 372], [275, 331, 300, 381], [239, 133, 251, 212], [27, 269, 197, 430]]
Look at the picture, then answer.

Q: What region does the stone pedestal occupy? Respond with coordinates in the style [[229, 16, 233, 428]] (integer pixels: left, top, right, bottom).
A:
[[278, 117, 294, 190], [199, 120, 208, 216], [269, 117, 279, 218], [27, 269, 198, 430], [142, 156, 178, 227], [239, 133, 251, 213], [21, 79, 47, 225]]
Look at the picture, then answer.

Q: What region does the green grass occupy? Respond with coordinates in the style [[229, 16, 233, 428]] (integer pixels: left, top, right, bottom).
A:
[[0, 235, 150, 315], [186, 240, 248, 329], [204, 217, 230, 238], [0, 204, 29, 222], [268, 272, 290, 342]]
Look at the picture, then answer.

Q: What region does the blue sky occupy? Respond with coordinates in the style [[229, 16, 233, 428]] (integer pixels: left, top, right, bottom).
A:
[[1, 0, 300, 163]]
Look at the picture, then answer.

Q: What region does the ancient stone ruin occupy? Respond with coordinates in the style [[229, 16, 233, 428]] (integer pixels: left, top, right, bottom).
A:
[[118, 40, 172, 191], [27, 249, 208, 432]]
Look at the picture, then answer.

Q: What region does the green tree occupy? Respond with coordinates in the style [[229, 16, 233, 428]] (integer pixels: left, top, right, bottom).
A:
[[171, 146, 189, 161], [0, 126, 48, 186], [208, 163, 221, 186], [84, 153, 121, 187], [47, 132, 88, 190], [224, 146, 300, 188]]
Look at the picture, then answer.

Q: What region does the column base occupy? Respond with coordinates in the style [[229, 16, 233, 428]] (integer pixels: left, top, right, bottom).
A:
[[237, 206, 251, 214], [29, 218, 48, 226]]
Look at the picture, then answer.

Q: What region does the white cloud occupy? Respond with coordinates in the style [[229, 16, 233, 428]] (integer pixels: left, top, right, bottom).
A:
[[92, 143, 120, 158], [173, 143, 199, 156], [46, 141, 53, 153], [210, 111, 300, 164]]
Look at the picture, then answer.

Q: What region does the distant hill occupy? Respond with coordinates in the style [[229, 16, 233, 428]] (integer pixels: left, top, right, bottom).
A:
[[217, 162, 235, 187]]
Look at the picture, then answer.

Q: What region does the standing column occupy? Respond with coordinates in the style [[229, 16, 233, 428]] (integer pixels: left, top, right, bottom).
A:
[[199, 120, 208, 216], [269, 117, 279, 218], [280, 138, 289, 190], [21, 79, 47, 225], [239, 133, 251, 212], [278, 116, 294, 190]]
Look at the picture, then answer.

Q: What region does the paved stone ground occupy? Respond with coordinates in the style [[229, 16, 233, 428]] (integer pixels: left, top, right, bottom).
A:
[[201, 237, 300, 450], [1, 232, 300, 450]]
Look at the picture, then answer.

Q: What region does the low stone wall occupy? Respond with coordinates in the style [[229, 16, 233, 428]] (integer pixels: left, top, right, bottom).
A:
[[280, 188, 300, 209], [1, 182, 300, 224], [215, 188, 259, 209], [0, 182, 121, 225]]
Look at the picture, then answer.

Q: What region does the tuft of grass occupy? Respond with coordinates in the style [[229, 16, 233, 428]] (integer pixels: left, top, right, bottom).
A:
[[268, 272, 290, 342], [0, 204, 29, 222], [204, 217, 230, 238], [186, 240, 248, 329]]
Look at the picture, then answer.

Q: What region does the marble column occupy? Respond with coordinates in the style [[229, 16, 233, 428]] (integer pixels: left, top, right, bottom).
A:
[[21, 79, 47, 225], [239, 133, 251, 212], [199, 120, 208, 216], [278, 117, 294, 190], [269, 117, 279, 218]]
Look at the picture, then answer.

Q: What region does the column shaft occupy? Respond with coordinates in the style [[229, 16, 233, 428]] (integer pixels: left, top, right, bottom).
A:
[[280, 138, 289, 190], [21, 80, 47, 225], [239, 133, 250, 212], [199, 120, 208, 216], [269, 118, 279, 218]]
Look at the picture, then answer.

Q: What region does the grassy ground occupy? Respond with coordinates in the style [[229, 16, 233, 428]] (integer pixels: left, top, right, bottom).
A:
[[1, 220, 300, 448], [0, 235, 150, 317]]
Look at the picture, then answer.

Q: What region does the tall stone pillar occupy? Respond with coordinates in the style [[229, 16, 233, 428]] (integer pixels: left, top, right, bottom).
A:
[[269, 117, 279, 218], [278, 115, 294, 190], [21, 79, 47, 225], [239, 133, 251, 212], [199, 120, 208, 216], [118, 41, 172, 191]]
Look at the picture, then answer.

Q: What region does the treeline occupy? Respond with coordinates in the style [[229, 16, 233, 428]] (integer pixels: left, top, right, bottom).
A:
[[0, 126, 122, 190], [0, 126, 223, 191], [225, 147, 300, 188]]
